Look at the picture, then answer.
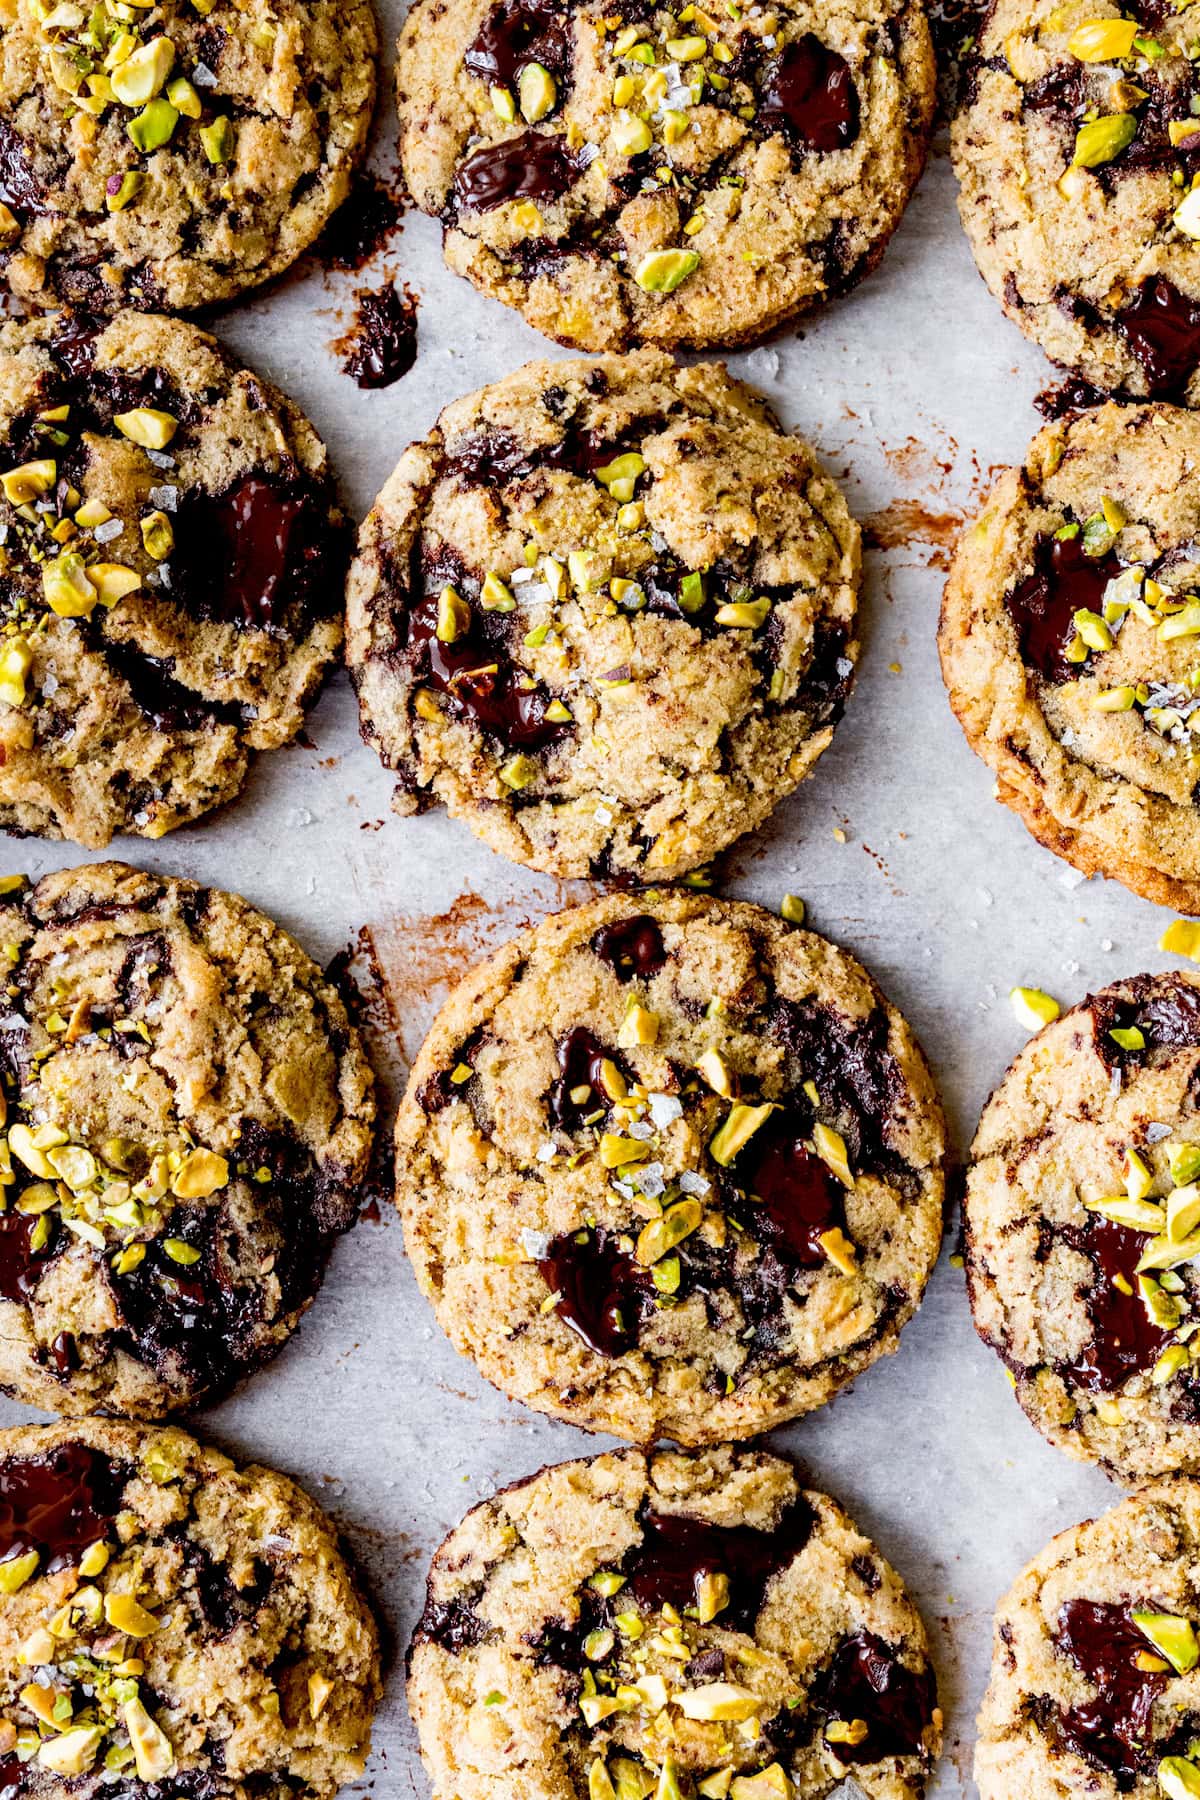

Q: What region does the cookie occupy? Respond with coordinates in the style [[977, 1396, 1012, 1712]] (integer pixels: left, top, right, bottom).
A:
[[0, 860, 375, 1418], [0, 310, 347, 847], [961, 968, 1200, 1483], [976, 1476, 1200, 1798], [409, 1444, 942, 1800], [0, 0, 376, 314], [952, 0, 1200, 398], [938, 399, 1200, 912], [346, 351, 861, 880], [394, 0, 934, 352], [0, 1419, 379, 1800], [394, 890, 946, 1445]]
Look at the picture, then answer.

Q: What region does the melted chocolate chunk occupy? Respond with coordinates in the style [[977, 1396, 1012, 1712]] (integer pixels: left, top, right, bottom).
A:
[[547, 1026, 625, 1130], [87, 631, 251, 733], [407, 590, 569, 751], [338, 283, 419, 389], [1034, 376, 1111, 420], [1118, 278, 1200, 398], [1058, 1218, 1171, 1394], [318, 172, 406, 271], [592, 915, 666, 981], [537, 1226, 653, 1355], [626, 1498, 814, 1630], [417, 1593, 488, 1653], [766, 998, 905, 1176], [48, 1331, 76, 1375], [171, 1526, 272, 1636], [452, 131, 581, 212], [1056, 1600, 1165, 1780], [1092, 975, 1200, 1067], [812, 1631, 935, 1762], [0, 1443, 124, 1572], [759, 35, 860, 152], [464, 0, 569, 88], [1004, 534, 1122, 684], [171, 471, 341, 636], [0, 122, 47, 216], [0, 1211, 60, 1305], [729, 1110, 845, 1270]]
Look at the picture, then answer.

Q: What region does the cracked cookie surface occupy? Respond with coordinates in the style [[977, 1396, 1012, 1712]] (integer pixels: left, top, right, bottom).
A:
[[394, 0, 934, 351], [346, 351, 861, 880], [409, 1445, 941, 1800], [976, 1477, 1200, 1798], [0, 310, 347, 847], [0, 0, 376, 313], [0, 861, 375, 1418], [0, 1419, 379, 1800], [939, 401, 1200, 911], [953, 0, 1200, 396], [394, 890, 946, 1445], [964, 969, 1200, 1483]]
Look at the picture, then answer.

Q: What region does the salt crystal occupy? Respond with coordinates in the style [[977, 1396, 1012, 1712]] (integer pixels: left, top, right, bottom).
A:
[[647, 1093, 683, 1128], [678, 1170, 710, 1196], [520, 1227, 552, 1259], [94, 517, 122, 543], [149, 484, 178, 511], [145, 449, 175, 469], [193, 60, 216, 85], [536, 1140, 557, 1162], [629, 1121, 654, 1140]]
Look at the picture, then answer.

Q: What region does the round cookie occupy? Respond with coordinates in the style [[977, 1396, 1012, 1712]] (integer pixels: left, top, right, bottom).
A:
[[939, 400, 1200, 912], [0, 1419, 379, 1800], [0, 0, 376, 314], [409, 1445, 942, 1800], [0, 310, 348, 847], [395, 890, 946, 1445], [976, 1477, 1200, 1798], [953, 0, 1200, 398], [0, 860, 375, 1418], [394, 0, 934, 352], [346, 351, 861, 880], [962, 968, 1200, 1483]]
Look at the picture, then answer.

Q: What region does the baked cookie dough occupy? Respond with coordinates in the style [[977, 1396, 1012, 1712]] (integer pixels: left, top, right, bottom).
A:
[[0, 0, 376, 314], [962, 968, 1200, 1483], [409, 1445, 942, 1800], [347, 351, 861, 880], [395, 890, 946, 1445], [939, 400, 1200, 912], [394, 0, 935, 351], [953, 0, 1200, 398], [0, 310, 347, 847], [0, 860, 375, 1418], [976, 1477, 1200, 1798], [0, 1419, 379, 1800]]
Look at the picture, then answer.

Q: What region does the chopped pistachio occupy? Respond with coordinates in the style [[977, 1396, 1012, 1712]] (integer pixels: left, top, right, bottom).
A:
[[636, 1198, 702, 1265], [0, 1551, 38, 1594], [714, 597, 770, 628], [114, 407, 177, 449], [90, 562, 142, 606], [170, 1146, 228, 1199], [655, 1761, 686, 1800], [1136, 1231, 1200, 1273], [199, 115, 235, 163], [490, 83, 516, 121], [1010, 986, 1060, 1030], [164, 1238, 201, 1265], [110, 34, 174, 105], [709, 1101, 775, 1166], [590, 1762, 618, 1800], [307, 1672, 335, 1719], [1110, 1026, 1145, 1051], [1169, 1183, 1200, 1243], [1176, 187, 1200, 239], [1160, 1757, 1200, 1800], [1073, 608, 1113, 652], [106, 170, 144, 211], [79, 1541, 109, 1577], [600, 1133, 651, 1168], [435, 585, 471, 644], [634, 248, 700, 294], [590, 1569, 625, 1597], [1155, 1343, 1192, 1384], [1170, 1143, 1200, 1186], [611, 109, 652, 154], [1068, 17, 1139, 58], [1, 459, 56, 504], [729, 1768, 794, 1800], [1133, 1610, 1199, 1673], [128, 96, 179, 152], [677, 1682, 761, 1722], [140, 509, 173, 558], [1125, 1149, 1154, 1201], [36, 1726, 104, 1777], [1072, 112, 1137, 167], [1162, 920, 1200, 961], [780, 894, 805, 925], [499, 753, 538, 789], [818, 1226, 857, 1276], [123, 1698, 175, 1782], [697, 1048, 734, 1097], [583, 1627, 615, 1661], [43, 551, 98, 617], [1086, 1195, 1166, 1232], [480, 571, 515, 612], [617, 1001, 658, 1048], [104, 1591, 160, 1636], [698, 1776, 734, 1800], [518, 61, 556, 121], [812, 1122, 853, 1187]]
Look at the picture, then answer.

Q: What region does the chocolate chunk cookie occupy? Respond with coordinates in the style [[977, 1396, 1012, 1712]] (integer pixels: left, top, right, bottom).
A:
[[0, 1419, 379, 1800], [962, 969, 1200, 1483], [953, 0, 1200, 397], [0, 861, 375, 1418], [394, 891, 946, 1445], [0, 311, 347, 847], [409, 1445, 942, 1800], [976, 1477, 1200, 1798], [346, 352, 861, 880], [394, 0, 935, 351], [939, 400, 1200, 911], [0, 0, 376, 314]]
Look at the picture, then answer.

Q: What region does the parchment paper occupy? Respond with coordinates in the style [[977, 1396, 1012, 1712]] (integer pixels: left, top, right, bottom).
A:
[[0, 47, 1172, 1795]]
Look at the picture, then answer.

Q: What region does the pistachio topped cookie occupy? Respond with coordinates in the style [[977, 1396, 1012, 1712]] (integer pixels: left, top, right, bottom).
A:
[[0, 861, 375, 1418], [939, 401, 1200, 911], [0, 1420, 380, 1800], [0, 311, 347, 847], [976, 1478, 1200, 1797], [953, 0, 1200, 396], [395, 891, 946, 1444], [0, 0, 376, 314], [963, 969, 1200, 1483], [346, 352, 861, 879], [409, 1445, 942, 1800], [394, 0, 934, 351]]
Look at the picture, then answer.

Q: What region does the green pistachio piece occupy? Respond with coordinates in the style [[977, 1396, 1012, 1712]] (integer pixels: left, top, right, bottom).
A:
[[127, 96, 178, 152], [199, 115, 235, 163], [1160, 1757, 1200, 1800], [1072, 111, 1137, 168], [634, 247, 700, 293], [1133, 1610, 1199, 1673], [105, 169, 144, 210], [518, 61, 556, 122], [678, 569, 705, 611], [1170, 1143, 1200, 1187]]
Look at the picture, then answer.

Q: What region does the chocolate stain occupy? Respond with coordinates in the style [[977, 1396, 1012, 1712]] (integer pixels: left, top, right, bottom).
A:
[[862, 499, 966, 569], [317, 169, 408, 272], [335, 281, 420, 390]]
